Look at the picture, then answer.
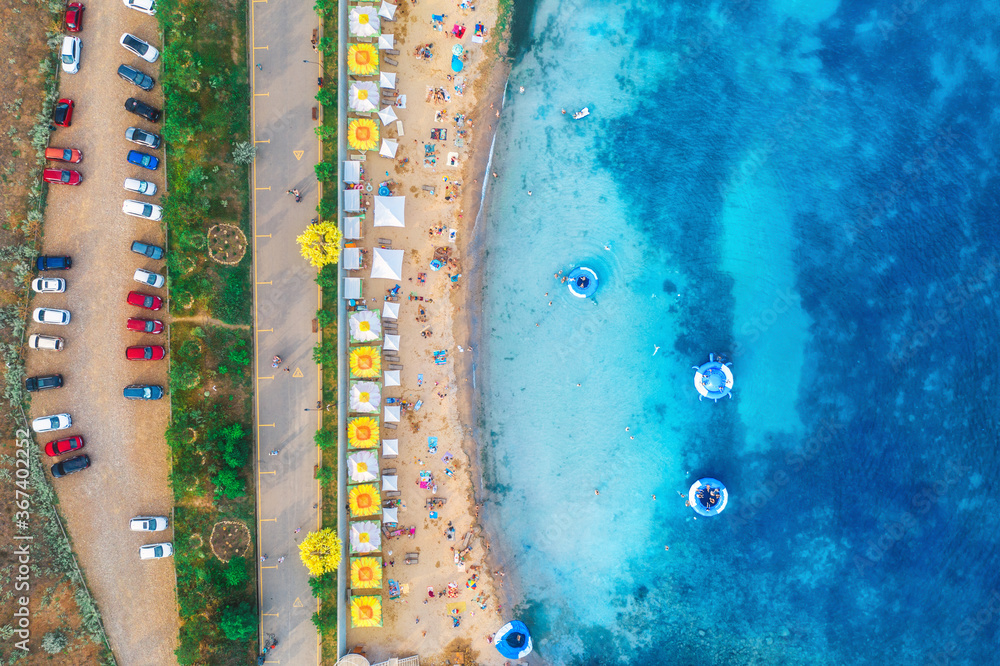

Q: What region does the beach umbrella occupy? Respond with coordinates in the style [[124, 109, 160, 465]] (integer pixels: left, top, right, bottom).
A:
[[350, 521, 382, 553], [383, 369, 400, 387], [349, 309, 382, 342], [348, 450, 379, 483], [383, 334, 400, 351], [348, 416, 380, 449], [350, 483, 382, 517], [384, 405, 400, 423], [348, 6, 380, 37], [377, 105, 398, 126], [350, 595, 383, 628], [348, 82, 380, 114], [370, 247, 404, 280], [350, 381, 382, 413], [379, 71, 397, 89], [379, 139, 398, 159], [378, 33, 395, 50], [382, 474, 398, 492], [347, 118, 380, 151], [382, 302, 399, 320], [351, 556, 383, 589], [348, 43, 379, 76], [350, 346, 382, 378], [382, 506, 398, 524], [373, 195, 405, 227], [453, 44, 464, 56], [382, 438, 398, 457], [378, 0, 397, 20]]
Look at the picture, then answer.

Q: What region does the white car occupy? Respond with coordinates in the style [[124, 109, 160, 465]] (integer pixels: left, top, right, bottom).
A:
[[133, 268, 165, 288], [60, 36, 81, 74], [130, 516, 168, 532], [31, 413, 72, 433], [123, 0, 156, 14], [32, 278, 66, 293], [28, 334, 63, 351], [124, 178, 157, 196], [119, 33, 159, 63], [139, 543, 173, 560], [32, 307, 71, 325], [122, 199, 163, 221]]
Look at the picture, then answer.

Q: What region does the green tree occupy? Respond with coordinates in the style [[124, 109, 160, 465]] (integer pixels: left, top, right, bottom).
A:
[[212, 468, 245, 500], [219, 602, 257, 641], [314, 161, 335, 182], [315, 88, 335, 107], [314, 429, 336, 450], [315, 465, 334, 487], [224, 556, 249, 587]]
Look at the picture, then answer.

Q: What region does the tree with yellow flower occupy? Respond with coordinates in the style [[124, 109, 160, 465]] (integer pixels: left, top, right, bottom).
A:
[[299, 528, 343, 576], [297, 221, 343, 269]]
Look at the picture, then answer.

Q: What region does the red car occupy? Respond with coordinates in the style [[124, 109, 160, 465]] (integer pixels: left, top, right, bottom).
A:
[[127, 317, 164, 334], [126, 345, 166, 361], [65, 2, 84, 32], [53, 99, 74, 127], [43, 168, 83, 186], [44, 435, 85, 457], [126, 290, 163, 311], [45, 147, 83, 163]]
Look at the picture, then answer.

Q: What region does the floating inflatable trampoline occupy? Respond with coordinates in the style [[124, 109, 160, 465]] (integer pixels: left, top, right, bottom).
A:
[[494, 620, 533, 659], [567, 267, 598, 298], [693, 353, 733, 401], [689, 477, 728, 516]]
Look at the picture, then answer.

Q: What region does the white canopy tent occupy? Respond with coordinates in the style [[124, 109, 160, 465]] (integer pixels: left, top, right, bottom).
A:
[[348, 450, 379, 483], [383, 334, 400, 351], [382, 439, 398, 457], [382, 474, 398, 492], [344, 189, 362, 212], [377, 33, 394, 50], [350, 381, 382, 413], [382, 507, 398, 524], [343, 278, 362, 300], [383, 369, 400, 386], [377, 105, 398, 126], [379, 139, 398, 159], [344, 216, 363, 240], [350, 521, 381, 553], [378, 1, 397, 20], [343, 247, 362, 270], [348, 6, 380, 37], [344, 160, 361, 184], [349, 80, 380, 113], [379, 71, 397, 89], [373, 196, 405, 227], [384, 405, 400, 423], [382, 302, 399, 320], [371, 247, 403, 280]]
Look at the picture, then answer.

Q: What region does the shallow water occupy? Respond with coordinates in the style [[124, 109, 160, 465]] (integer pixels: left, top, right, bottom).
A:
[[477, 0, 1000, 663]]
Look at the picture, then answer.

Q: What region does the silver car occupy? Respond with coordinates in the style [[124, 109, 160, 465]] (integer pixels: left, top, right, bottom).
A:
[[32, 307, 71, 325], [133, 268, 165, 288], [31, 413, 72, 433], [124, 178, 157, 196], [130, 516, 169, 531], [32, 278, 66, 293], [122, 199, 163, 221], [139, 543, 173, 560]]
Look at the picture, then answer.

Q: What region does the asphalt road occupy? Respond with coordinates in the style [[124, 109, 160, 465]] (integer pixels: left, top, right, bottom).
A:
[[250, 0, 324, 663], [25, 1, 176, 664]]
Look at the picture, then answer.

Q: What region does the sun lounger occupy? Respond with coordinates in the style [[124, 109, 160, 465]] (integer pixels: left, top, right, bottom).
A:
[[389, 363, 403, 370], [405, 553, 419, 565], [421, 185, 436, 194], [378, 238, 392, 245], [384, 56, 398, 66], [349, 153, 366, 161], [384, 422, 397, 430], [386, 48, 400, 55]]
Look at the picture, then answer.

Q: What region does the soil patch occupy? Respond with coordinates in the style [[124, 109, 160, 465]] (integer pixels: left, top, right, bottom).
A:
[[210, 520, 252, 562], [208, 223, 248, 265]]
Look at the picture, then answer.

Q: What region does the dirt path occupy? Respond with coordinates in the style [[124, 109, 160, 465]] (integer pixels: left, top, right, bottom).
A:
[[25, 3, 177, 664], [170, 314, 251, 330]]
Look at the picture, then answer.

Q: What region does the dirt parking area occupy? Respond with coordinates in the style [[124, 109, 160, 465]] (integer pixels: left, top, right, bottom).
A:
[[24, 2, 177, 664]]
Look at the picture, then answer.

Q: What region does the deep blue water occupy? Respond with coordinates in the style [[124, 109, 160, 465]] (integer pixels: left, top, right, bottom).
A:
[[476, 0, 1000, 664]]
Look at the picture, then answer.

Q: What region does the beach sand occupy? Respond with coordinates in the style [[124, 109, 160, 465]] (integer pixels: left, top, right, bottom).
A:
[[346, 0, 513, 662]]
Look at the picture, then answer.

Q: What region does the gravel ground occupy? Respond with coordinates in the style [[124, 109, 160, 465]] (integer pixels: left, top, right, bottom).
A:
[[25, 2, 177, 664]]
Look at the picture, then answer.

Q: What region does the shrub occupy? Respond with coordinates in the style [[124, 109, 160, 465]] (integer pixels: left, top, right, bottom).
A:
[[315, 88, 335, 108], [212, 468, 245, 500], [312, 342, 335, 366], [314, 161, 335, 182], [311, 604, 337, 633], [232, 141, 256, 166], [227, 339, 251, 366], [220, 602, 257, 641], [316, 309, 335, 327], [316, 264, 337, 290], [317, 194, 337, 219], [314, 429, 336, 450], [41, 630, 67, 654], [315, 465, 334, 486], [224, 556, 249, 587]]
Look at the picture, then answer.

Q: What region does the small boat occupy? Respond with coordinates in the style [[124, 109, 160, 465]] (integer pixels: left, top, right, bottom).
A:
[[572, 107, 589, 119]]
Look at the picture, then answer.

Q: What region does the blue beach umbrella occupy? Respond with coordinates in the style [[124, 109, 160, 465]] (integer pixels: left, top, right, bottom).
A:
[[495, 620, 533, 659]]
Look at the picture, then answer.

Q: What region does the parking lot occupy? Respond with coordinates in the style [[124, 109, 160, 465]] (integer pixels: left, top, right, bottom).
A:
[[24, 1, 177, 663]]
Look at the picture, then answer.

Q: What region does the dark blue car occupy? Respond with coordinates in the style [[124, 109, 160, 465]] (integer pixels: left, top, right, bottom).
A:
[[36, 256, 72, 270], [127, 150, 159, 171]]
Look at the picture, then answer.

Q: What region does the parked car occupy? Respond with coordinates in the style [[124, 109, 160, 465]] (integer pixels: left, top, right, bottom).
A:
[[36, 255, 72, 271], [51, 455, 90, 478], [119, 33, 159, 62], [126, 345, 165, 360], [133, 268, 165, 288], [126, 290, 162, 310], [31, 413, 72, 433], [25, 374, 63, 392], [126, 150, 159, 171], [32, 307, 71, 325], [123, 0, 156, 15], [124, 384, 163, 400], [131, 240, 164, 260], [130, 516, 168, 531], [126, 317, 164, 334], [122, 199, 162, 221], [123, 178, 157, 196], [28, 334, 63, 351], [53, 99, 74, 127], [60, 36, 81, 74], [44, 147, 83, 163], [125, 127, 161, 148], [44, 435, 84, 457], [31, 277, 66, 293], [124, 97, 160, 122], [139, 543, 173, 560], [117, 64, 154, 91], [65, 2, 84, 31], [43, 168, 83, 185]]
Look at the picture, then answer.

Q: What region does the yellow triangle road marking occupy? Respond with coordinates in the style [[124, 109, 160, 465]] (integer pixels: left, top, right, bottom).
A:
[[293, 597, 304, 608], [293, 150, 304, 160], [292, 367, 304, 378]]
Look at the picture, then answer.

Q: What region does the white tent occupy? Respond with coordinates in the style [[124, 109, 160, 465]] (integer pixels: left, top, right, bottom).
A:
[[373, 196, 405, 227], [348, 450, 379, 483], [382, 302, 399, 320], [379, 139, 398, 159], [379, 71, 397, 90], [383, 334, 400, 351], [344, 189, 362, 212], [378, 33, 395, 50], [349, 80, 380, 113], [348, 6, 380, 37], [382, 506, 398, 524], [378, 1, 397, 20], [344, 216, 362, 240], [343, 247, 362, 270], [382, 439, 398, 457], [383, 369, 400, 386], [382, 474, 398, 491], [377, 105, 398, 126], [370, 247, 403, 280], [384, 405, 400, 423], [343, 277, 362, 300], [351, 381, 382, 413], [350, 521, 381, 553], [344, 160, 361, 184]]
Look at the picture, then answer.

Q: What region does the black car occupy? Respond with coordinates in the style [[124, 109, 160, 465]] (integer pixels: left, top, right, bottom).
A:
[[51, 454, 90, 478], [124, 97, 160, 122], [130, 240, 165, 260], [117, 64, 155, 91], [123, 384, 164, 400], [25, 374, 63, 392], [36, 256, 72, 270]]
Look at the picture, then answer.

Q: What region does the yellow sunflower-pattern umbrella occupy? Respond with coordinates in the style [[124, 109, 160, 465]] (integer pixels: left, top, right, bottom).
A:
[[348, 416, 379, 449], [350, 483, 382, 517], [350, 346, 382, 378], [348, 43, 379, 76], [351, 556, 383, 589], [348, 118, 380, 151], [350, 595, 383, 628]]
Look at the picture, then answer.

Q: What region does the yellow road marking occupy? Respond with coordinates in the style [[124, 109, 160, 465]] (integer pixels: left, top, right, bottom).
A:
[[293, 150, 304, 160], [255, 139, 271, 144], [254, 45, 269, 49], [292, 367, 304, 378], [255, 234, 272, 238], [263, 613, 279, 617], [257, 328, 273, 332], [260, 518, 277, 522], [255, 186, 271, 191], [261, 565, 277, 569], [260, 470, 276, 475], [293, 598, 304, 607], [258, 375, 274, 380], [257, 281, 272, 285], [255, 92, 270, 97], [259, 423, 275, 428]]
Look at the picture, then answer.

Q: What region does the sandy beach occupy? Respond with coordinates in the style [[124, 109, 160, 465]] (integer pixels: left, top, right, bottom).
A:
[[345, 0, 514, 662]]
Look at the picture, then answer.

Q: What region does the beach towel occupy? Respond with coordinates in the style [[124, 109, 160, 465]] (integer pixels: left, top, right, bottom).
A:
[[428, 436, 438, 453]]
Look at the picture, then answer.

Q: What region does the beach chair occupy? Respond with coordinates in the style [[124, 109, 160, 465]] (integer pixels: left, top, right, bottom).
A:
[[349, 153, 367, 162], [384, 422, 397, 430], [383, 490, 401, 499], [405, 553, 419, 565], [386, 48, 400, 55], [396, 120, 405, 136], [384, 56, 399, 66], [377, 237, 392, 245]]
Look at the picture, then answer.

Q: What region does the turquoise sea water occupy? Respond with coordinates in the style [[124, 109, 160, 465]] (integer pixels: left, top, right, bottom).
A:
[[476, 0, 1000, 663]]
